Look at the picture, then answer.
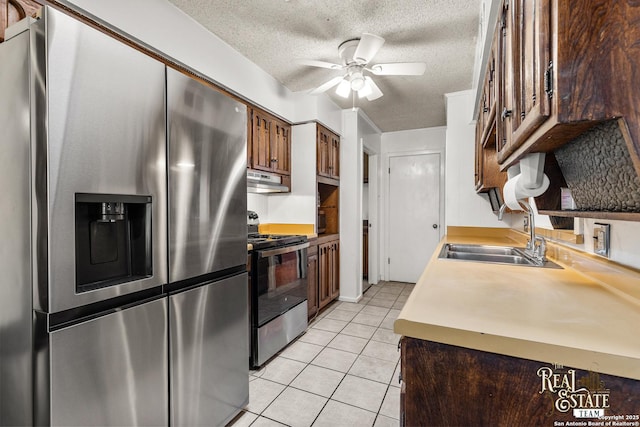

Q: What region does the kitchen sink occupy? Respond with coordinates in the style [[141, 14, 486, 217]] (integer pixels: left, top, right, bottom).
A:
[[438, 243, 562, 268], [444, 244, 522, 256]]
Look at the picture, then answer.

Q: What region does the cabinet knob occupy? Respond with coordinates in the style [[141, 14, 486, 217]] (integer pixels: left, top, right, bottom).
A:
[[432, 224, 438, 229]]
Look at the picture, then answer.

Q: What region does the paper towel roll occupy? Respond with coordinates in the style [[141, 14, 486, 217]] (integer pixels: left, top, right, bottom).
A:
[[503, 175, 524, 210], [503, 173, 551, 211]]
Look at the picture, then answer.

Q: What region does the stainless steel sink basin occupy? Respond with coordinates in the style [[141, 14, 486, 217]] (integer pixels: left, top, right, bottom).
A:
[[438, 243, 562, 268], [444, 244, 521, 256]]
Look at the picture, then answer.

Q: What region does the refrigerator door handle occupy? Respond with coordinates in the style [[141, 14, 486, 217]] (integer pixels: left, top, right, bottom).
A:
[[258, 242, 310, 258]]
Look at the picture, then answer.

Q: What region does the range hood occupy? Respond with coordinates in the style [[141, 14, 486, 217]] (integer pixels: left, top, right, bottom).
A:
[[247, 170, 289, 193]]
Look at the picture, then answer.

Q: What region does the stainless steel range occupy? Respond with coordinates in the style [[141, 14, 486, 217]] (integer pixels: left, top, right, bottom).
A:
[[247, 216, 309, 368]]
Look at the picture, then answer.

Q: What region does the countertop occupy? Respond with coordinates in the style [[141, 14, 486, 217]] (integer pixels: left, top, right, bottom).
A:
[[394, 226, 640, 381]]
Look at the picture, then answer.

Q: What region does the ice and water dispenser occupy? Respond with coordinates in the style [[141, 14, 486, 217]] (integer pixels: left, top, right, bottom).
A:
[[75, 194, 153, 293]]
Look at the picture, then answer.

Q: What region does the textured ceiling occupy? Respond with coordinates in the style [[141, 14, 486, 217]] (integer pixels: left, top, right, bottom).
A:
[[167, 0, 481, 132]]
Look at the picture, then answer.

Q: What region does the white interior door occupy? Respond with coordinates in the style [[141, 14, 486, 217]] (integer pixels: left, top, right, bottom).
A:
[[388, 153, 441, 283]]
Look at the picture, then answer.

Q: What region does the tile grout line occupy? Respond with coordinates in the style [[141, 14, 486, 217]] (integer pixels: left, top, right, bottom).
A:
[[244, 281, 413, 427]]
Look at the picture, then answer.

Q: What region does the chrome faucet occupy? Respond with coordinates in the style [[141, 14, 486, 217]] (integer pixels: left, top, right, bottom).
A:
[[498, 203, 508, 221], [497, 200, 547, 264], [518, 200, 546, 263]]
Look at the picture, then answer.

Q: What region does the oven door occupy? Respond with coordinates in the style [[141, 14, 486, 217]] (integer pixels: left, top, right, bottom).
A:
[[254, 242, 309, 328], [252, 242, 309, 367]]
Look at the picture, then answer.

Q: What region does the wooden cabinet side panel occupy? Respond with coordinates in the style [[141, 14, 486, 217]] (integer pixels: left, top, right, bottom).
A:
[[307, 253, 318, 318], [330, 133, 340, 179], [318, 244, 331, 308], [402, 338, 640, 426], [330, 241, 339, 300]]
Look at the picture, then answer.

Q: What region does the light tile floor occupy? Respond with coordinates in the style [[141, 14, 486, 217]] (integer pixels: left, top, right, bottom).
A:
[[232, 281, 413, 427]]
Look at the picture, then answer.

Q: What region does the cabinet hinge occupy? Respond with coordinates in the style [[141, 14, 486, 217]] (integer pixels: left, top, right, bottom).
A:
[[388, 167, 391, 174], [544, 61, 554, 98], [388, 257, 390, 264]]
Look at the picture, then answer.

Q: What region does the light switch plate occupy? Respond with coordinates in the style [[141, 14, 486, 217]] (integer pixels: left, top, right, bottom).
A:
[[593, 223, 610, 257]]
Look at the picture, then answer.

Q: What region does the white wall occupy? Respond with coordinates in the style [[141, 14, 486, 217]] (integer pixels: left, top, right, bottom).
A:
[[444, 90, 514, 229], [264, 123, 317, 225], [59, 0, 342, 132], [338, 109, 382, 301]]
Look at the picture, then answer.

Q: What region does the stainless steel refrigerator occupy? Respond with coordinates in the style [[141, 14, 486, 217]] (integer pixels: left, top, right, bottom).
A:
[[166, 68, 249, 427], [0, 8, 168, 426]]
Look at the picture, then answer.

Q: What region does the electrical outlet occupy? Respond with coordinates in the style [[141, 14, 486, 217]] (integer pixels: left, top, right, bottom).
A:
[[523, 215, 529, 232], [593, 223, 610, 257]]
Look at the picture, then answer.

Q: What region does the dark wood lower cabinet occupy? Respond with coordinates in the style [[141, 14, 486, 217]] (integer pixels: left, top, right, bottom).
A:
[[401, 337, 640, 427], [318, 235, 339, 310]]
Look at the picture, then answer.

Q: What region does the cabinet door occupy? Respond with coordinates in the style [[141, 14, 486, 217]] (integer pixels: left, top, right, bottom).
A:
[[330, 241, 340, 300], [475, 119, 483, 190], [497, 0, 515, 162], [330, 133, 340, 179], [318, 244, 331, 308], [317, 126, 330, 177], [510, 0, 551, 148], [271, 119, 291, 175], [307, 253, 318, 318], [251, 109, 272, 171]]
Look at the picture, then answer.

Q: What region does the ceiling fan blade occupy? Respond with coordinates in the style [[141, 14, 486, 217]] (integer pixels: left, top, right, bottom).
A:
[[369, 62, 427, 76], [364, 76, 383, 101], [297, 59, 343, 70], [353, 33, 385, 64], [309, 76, 345, 95]]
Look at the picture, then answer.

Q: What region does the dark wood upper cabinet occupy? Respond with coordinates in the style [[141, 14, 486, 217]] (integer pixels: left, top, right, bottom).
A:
[[248, 107, 291, 176], [495, 0, 640, 167], [497, 0, 551, 162], [477, 0, 640, 220], [317, 124, 339, 181]]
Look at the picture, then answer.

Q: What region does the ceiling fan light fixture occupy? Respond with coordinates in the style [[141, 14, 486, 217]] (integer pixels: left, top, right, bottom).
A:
[[350, 73, 365, 91], [358, 82, 372, 98], [335, 79, 351, 98]]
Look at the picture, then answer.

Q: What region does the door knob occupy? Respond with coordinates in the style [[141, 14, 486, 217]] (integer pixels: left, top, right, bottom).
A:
[[432, 224, 438, 229]]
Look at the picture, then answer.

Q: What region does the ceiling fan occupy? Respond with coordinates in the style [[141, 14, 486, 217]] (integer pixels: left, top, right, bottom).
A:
[[300, 33, 427, 101]]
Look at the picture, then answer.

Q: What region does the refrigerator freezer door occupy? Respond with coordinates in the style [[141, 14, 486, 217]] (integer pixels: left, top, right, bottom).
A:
[[0, 29, 33, 426], [39, 8, 167, 313], [167, 68, 247, 282], [48, 298, 168, 426], [169, 273, 249, 426]]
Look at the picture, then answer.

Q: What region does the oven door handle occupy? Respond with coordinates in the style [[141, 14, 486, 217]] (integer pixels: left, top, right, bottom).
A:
[[257, 242, 310, 258]]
